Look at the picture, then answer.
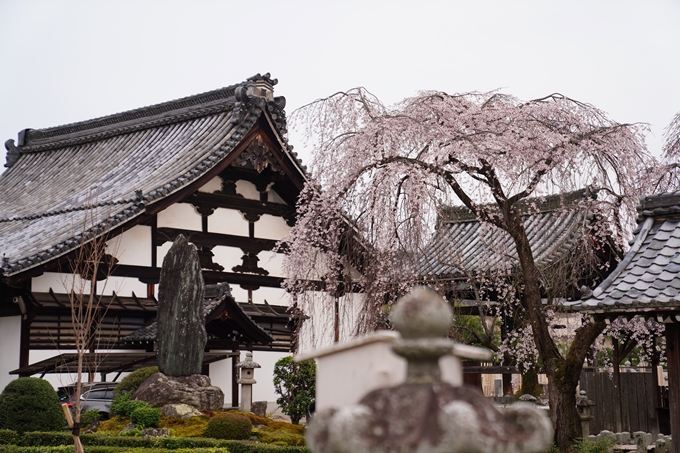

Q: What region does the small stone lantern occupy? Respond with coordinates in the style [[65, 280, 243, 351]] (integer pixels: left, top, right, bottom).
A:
[[306, 287, 553, 453], [576, 390, 595, 438], [237, 351, 260, 412]]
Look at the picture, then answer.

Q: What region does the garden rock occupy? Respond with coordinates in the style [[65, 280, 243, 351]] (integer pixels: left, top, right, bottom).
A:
[[133, 372, 224, 410], [121, 422, 136, 433], [162, 403, 203, 418], [252, 401, 268, 417], [142, 428, 171, 438]]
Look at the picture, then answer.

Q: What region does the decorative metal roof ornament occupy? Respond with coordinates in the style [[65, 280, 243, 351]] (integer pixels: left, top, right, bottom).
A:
[[306, 287, 553, 453]]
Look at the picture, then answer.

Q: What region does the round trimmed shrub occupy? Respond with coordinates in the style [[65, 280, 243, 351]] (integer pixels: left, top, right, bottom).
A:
[[203, 413, 253, 440], [114, 366, 158, 395], [0, 377, 66, 433], [130, 406, 160, 429]]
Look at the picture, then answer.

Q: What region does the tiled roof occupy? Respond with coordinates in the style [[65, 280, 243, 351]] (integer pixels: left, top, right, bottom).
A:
[[124, 283, 273, 345], [420, 190, 591, 278], [0, 73, 305, 277], [570, 192, 680, 313]]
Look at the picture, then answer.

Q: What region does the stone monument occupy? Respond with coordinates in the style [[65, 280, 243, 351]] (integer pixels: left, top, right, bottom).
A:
[[306, 287, 553, 453], [133, 235, 224, 411], [157, 234, 206, 376]]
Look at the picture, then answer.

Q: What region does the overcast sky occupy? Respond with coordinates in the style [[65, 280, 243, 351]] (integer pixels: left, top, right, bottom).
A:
[[1, 0, 679, 174]]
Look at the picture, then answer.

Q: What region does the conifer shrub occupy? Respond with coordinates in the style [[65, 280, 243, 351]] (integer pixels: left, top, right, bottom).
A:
[[203, 414, 252, 440], [110, 393, 150, 419], [0, 377, 66, 433], [114, 366, 158, 395], [130, 406, 160, 429]]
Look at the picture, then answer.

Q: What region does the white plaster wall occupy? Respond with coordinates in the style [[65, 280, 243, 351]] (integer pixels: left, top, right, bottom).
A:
[[258, 251, 284, 277], [209, 208, 249, 236], [107, 225, 151, 267], [198, 176, 223, 193], [296, 292, 366, 354], [212, 245, 243, 274], [251, 287, 289, 305], [0, 316, 21, 392], [255, 214, 290, 241], [157, 203, 202, 231], [229, 286, 249, 302], [156, 242, 172, 266], [32, 272, 91, 295], [235, 180, 260, 200], [268, 188, 287, 205], [97, 276, 147, 297]]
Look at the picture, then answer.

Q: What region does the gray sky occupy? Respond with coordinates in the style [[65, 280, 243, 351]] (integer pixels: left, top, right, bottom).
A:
[[1, 0, 679, 173]]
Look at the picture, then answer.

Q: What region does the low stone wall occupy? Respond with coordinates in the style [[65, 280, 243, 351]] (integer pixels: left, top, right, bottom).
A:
[[589, 430, 672, 453]]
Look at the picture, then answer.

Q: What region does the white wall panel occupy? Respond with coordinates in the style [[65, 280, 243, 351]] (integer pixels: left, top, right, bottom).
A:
[[212, 246, 243, 274], [255, 214, 290, 240], [108, 225, 151, 267], [258, 251, 284, 277], [0, 316, 21, 392], [252, 287, 289, 305], [197, 176, 222, 193], [157, 204, 201, 231], [32, 272, 91, 295], [235, 180, 260, 200], [209, 208, 249, 236]]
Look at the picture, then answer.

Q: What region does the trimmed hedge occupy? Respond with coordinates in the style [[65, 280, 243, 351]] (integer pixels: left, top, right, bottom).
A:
[[0, 431, 310, 453], [130, 406, 161, 429]]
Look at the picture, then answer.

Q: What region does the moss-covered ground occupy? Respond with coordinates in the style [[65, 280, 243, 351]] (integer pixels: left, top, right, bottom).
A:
[[96, 410, 304, 447]]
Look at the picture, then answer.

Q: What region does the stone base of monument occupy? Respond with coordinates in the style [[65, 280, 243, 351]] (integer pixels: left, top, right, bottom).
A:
[[161, 403, 204, 418], [133, 372, 224, 411]]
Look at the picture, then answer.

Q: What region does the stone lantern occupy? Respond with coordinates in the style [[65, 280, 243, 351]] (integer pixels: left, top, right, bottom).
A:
[[576, 390, 595, 438], [306, 287, 553, 453], [237, 351, 260, 413]]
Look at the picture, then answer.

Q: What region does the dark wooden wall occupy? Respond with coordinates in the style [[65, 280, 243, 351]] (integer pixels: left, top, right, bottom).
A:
[[580, 370, 661, 435]]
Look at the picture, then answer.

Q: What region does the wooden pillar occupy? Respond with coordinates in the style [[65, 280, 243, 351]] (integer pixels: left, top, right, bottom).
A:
[[18, 313, 31, 373], [232, 351, 240, 408], [665, 324, 680, 453], [612, 338, 623, 432]]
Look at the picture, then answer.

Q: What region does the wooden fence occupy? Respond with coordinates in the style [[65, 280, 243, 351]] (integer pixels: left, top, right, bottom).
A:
[[579, 369, 664, 435]]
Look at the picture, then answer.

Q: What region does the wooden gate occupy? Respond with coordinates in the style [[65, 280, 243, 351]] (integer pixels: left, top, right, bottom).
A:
[[580, 369, 661, 435]]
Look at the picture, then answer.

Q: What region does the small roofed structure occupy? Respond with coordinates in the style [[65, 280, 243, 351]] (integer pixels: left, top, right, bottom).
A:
[[569, 192, 680, 453], [421, 189, 617, 293]]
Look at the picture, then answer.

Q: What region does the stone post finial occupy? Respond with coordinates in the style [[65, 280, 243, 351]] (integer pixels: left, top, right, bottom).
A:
[[390, 287, 453, 383]]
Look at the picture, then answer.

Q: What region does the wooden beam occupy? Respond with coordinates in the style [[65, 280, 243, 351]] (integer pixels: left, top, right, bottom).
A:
[[156, 227, 279, 253], [183, 191, 294, 220], [110, 264, 285, 288]]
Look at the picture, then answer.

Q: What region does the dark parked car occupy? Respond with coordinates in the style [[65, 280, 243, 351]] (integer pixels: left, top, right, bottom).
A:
[[57, 382, 117, 418]]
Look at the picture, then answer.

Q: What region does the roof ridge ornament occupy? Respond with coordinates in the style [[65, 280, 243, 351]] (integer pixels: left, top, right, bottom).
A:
[[4, 139, 21, 168]]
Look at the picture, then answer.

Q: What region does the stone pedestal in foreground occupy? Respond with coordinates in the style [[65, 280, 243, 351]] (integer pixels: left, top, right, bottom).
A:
[[133, 372, 224, 411], [306, 287, 553, 453]]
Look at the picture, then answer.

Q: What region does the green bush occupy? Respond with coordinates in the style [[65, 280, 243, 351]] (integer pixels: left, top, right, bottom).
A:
[[0, 378, 67, 433], [80, 408, 101, 427], [572, 437, 614, 453], [273, 356, 316, 425], [130, 406, 161, 429], [203, 414, 252, 440], [110, 393, 150, 419], [0, 428, 19, 444], [114, 367, 158, 395]]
